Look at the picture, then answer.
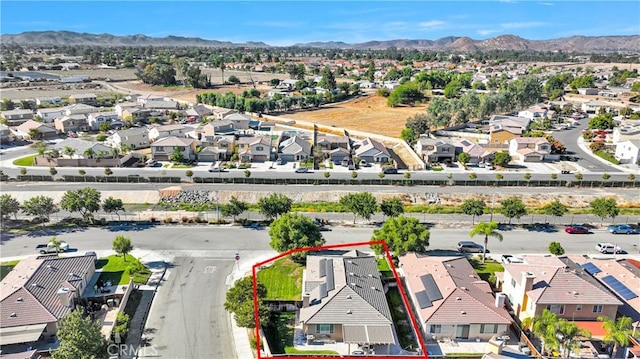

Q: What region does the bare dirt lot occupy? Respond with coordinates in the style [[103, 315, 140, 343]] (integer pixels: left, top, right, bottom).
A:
[[113, 81, 276, 103], [284, 94, 427, 138]]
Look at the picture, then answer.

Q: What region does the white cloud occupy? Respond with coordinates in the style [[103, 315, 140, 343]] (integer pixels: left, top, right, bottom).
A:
[[500, 21, 546, 29], [477, 29, 500, 36], [539, 2, 555, 6], [499, 0, 517, 3], [418, 20, 447, 29]]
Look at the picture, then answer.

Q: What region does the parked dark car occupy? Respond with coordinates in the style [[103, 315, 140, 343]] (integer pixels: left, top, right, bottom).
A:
[[565, 225, 590, 234], [382, 167, 398, 174], [457, 241, 484, 253]]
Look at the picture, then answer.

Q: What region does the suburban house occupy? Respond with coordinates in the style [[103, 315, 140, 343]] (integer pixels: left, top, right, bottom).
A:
[[615, 140, 640, 165], [518, 105, 551, 121], [114, 102, 140, 117], [198, 135, 235, 162], [278, 135, 312, 162], [581, 100, 611, 114], [454, 139, 494, 164], [144, 100, 179, 111], [0, 255, 96, 348], [150, 136, 197, 162], [496, 255, 622, 322], [488, 115, 531, 133], [225, 113, 252, 130], [508, 137, 551, 162], [489, 122, 523, 145], [414, 136, 456, 164], [1, 109, 34, 126], [0, 124, 10, 142], [298, 250, 396, 350], [87, 112, 120, 131], [201, 121, 234, 136], [36, 107, 66, 123], [112, 127, 150, 150], [238, 136, 272, 162], [64, 104, 99, 116], [399, 253, 512, 341], [149, 124, 188, 142], [353, 138, 391, 164], [317, 135, 349, 153], [211, 107, 237, 120], [612, 122, 640, 143], [54, 115, 89, 134], [578, 88, 599, 95], [328, 147, 351, 164], [14, 120, 57, 139], [121, 108, 153, 123], [68, 93, 97, 106], [36, 96, 62, 106], [185, 104, 213, 120], [136, 94, 164, 106], [54, 138, 112, 159]]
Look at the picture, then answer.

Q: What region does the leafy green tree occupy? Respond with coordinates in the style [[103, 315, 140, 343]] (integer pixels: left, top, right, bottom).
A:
[[22, 195, 58, 221], [224, 276, 270, 328], [317, 66, 337, 90], [548, 241, 565, 256], [557, 320, 590, 358], [228, 75, 240, 84], [53, 308, 109, 359], [0, 194, 20, 221], [570, 75, 595, 91], [244, 169, 251, 178], [599, 315, 633, 357], [112, 235, 133, 261], [602, 173, 611, 181], [493, 151, 511, 167], [387, 82, 425, 107], [350, 171, 358, 179], [628, 174, 636, 181], [500, 197, 527, 224], [104, 167, 113, 176], [469, 172, 477, 180], [171, 147, 186, 163], [258, 193, 292, 219], [185, 170, 193, 182], [575, 172, 583, 181], [221, 196, 248, 221], [458, 152, 470, 166], [541, 200, 567, 222], [98, 122, 112, 133], [590, 197, 619, 225], [340, 192, 377, 223], [400, 127, 417, 146], [522, 309, 561, 357], [49, 167, 58, 176], [60, 187, 102, 223], [269, 213, 325, 262], [371, 216, 430, 257], [461, 198, 485, 225], [469, 221, 503, 263], [1, 98, 15, 111], [103, 197, 125, 220], [523, 173, 532, 182], [380, 197, 404, 218], [589, 113, 614, 130]]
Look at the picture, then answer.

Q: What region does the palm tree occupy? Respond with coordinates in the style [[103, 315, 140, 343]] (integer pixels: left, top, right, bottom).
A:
[[83, 148, 95, 159], [49, 236, 63, 253], [63, 146, 76, 158], [523, 309, 560, 357], [120, 143, 131, 155], [110, 147, 120, 159], [599, 315, 633, 358], [557, 320, 591, 358], [469, 221, 503, 263]]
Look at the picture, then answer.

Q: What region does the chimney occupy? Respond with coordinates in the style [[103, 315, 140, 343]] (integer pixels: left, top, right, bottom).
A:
[[302, 293, 310, 308], [57, 287, 72, 307], [522, 272, 536, 292], [495, 293, 506, 308]]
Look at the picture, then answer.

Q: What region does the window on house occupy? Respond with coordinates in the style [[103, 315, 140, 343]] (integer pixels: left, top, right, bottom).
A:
[[156, 146, 164, 152], [576, 304, 582, 311], [481, 324, 497, 334], [430, 324, 442, 333], [256, 146, 264, 151], [593, 305, 603, 313], [547, 304, 565, 314], [317, 324, 333, 334], [510, 278, 516, 288]]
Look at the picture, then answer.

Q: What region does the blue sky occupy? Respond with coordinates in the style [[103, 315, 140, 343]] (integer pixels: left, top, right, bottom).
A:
[[1, 1, 639, 46]]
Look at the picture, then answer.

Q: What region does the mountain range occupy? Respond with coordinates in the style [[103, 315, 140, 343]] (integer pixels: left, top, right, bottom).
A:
[[2, 31, 640, 52]]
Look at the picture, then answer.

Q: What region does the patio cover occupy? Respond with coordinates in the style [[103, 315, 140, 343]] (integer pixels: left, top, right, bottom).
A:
[[0, 324, 47, 345], [343, 324, 394, 345]]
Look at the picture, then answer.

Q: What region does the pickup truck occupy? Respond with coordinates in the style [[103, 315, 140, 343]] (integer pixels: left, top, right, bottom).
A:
[[36, 242, 69, 254]]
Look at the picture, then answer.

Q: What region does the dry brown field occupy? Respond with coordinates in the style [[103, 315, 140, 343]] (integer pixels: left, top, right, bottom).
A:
[[284, 94, 426, 138]]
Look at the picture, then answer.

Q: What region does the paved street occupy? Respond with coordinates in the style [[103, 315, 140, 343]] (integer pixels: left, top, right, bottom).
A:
[[3, 225, 640, 260], [142, 257, 236, 359]]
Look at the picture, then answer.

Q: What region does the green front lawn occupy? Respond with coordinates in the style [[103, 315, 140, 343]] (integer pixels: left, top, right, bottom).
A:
[[0, 260, 19, 281], [377, 257, 394, 278], [97, 254, 151, 285], [469, 257, 504, 282], [257, 257, 303, 300], [13, 154, 37, 166]]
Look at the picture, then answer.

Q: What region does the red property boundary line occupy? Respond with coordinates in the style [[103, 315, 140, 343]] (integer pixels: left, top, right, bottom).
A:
[[251, 240, 429, 359]]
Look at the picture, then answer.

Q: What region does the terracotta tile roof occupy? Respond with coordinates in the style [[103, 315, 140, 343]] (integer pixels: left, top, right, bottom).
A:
[[399, 253, 512, 325]]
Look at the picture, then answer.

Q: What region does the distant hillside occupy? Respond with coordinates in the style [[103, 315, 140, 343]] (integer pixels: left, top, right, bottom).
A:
[[0, 31, 270, 48], [1, 31, 639, 52]]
